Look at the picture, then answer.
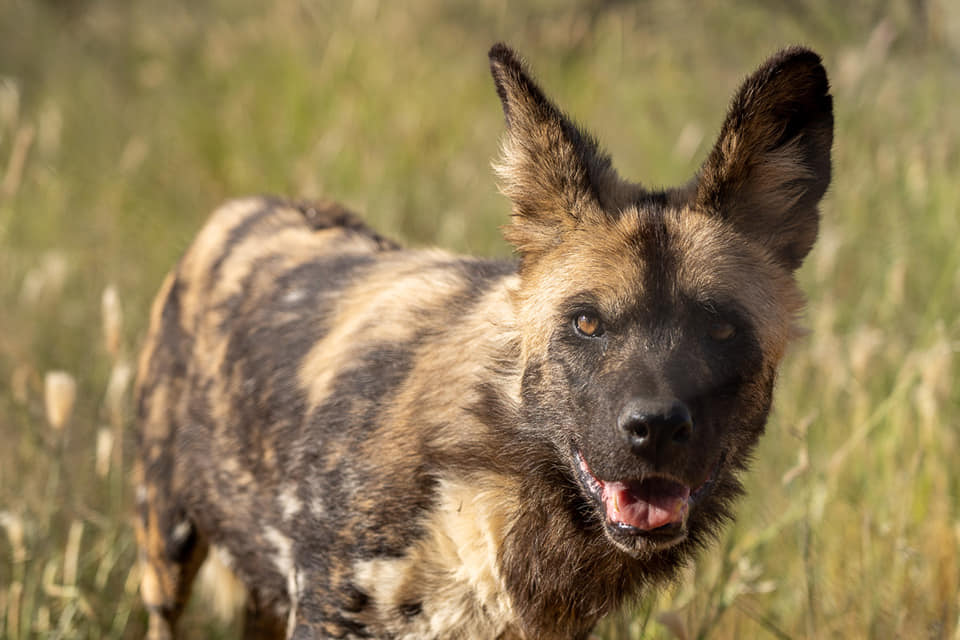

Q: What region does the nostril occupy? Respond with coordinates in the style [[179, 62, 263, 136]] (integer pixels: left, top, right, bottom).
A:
[[618, 410, 653, 449], [632, 420, 650, 441], [668, 404, 694, 444], [672, 420, 692, 444]]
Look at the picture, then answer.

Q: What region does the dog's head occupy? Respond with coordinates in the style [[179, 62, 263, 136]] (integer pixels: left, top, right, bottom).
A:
[[489, 44, 832, 557]]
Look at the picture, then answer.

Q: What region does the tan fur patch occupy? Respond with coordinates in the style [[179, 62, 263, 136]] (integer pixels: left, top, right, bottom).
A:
[[382, 276, 522, 452], [351, 474, 520, 639], [175, 198, 268, 325], [669, 207, 804, 363], [299, 251, 485, 409]]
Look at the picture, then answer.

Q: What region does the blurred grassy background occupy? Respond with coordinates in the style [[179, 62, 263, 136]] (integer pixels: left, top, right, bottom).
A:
[[1, 1, 958, 638]]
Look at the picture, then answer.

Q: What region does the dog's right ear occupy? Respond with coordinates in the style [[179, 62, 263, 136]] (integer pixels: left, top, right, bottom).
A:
[[694, 47, 833, 271], [489, 44, 620, 265]]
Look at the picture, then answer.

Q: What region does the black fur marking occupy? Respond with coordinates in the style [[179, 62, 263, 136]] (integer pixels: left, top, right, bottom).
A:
[[326, 615, 372, 638], [208, 198, 397, 295], [293, 199, 401, 250], [208, 199, 286, 283], [299, 338, 434, 556], [438, 257, 518, 289], [212, 253, 377, 474], [342, 585, 371, 613]]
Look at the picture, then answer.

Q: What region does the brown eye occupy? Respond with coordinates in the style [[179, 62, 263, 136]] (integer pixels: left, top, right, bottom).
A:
[[708, 322, 736, 342], [575, 313, 603, 337]]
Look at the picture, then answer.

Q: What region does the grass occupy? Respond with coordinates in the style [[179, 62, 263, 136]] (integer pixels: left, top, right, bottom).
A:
[[1, 1, 958, 637]]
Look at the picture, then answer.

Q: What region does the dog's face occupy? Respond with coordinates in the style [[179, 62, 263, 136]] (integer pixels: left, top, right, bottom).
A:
[[488, 45, 832, 556], [514, 204, 798, 557]]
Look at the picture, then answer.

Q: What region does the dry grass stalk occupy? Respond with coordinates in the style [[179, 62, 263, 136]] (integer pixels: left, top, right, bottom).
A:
[[124, 563, 142, 597], [36, 102, 62, 158], [102, 285, 123, 357], [35, 604, 51, 633], [95, 428, 114, 478], [63, 520, 84, 587], [0, 78, 19, 132], [0, 510, 26, 564], [104, 361, 132, 427], [656, 609, 689, 640], [1, 122, 35, 198], [44, 370, 77, 431], [10, 363, 32, 405], [19, 251, 68, 307], [781, 448, 809, 486], [6, 581, 22, 639]]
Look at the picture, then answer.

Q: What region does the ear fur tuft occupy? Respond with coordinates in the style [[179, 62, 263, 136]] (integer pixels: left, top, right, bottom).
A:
[[487, 43, 625, 263], [695, 46, 834, 270]]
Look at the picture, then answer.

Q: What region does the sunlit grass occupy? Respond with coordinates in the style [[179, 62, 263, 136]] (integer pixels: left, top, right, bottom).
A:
[[1, 1, 957, 638]]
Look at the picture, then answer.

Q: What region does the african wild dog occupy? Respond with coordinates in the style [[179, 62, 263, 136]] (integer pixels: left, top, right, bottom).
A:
[[135, 44, 832, 639]]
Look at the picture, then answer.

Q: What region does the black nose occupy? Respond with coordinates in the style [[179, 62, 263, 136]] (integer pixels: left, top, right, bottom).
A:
[[618, 401, 693, 454]]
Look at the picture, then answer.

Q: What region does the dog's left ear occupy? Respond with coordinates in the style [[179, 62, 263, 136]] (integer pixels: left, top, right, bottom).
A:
[[695, 47, 833, 271], [489, 44, 622, 264]]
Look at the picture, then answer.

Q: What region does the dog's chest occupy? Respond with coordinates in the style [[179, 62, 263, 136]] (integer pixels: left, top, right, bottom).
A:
[[282, 475, 524, 639]]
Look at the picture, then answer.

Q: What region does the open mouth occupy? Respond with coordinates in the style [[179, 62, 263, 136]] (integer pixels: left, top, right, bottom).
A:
[[574, 449, 720, 541]]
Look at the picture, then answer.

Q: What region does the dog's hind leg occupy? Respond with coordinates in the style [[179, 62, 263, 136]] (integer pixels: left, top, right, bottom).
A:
[[135, 480, 209, 640], [242, 595, 287, 640]]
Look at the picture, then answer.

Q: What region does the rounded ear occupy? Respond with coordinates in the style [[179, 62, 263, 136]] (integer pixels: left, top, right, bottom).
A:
[[488, 44, 621, 263], [695, 47, 834, 271]]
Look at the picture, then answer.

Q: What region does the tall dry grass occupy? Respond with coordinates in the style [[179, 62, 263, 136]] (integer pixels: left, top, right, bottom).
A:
[[1, 1, 957, 638]]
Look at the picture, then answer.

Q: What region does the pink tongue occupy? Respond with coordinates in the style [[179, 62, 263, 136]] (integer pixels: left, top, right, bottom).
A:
[[602, 479, 691, 530]]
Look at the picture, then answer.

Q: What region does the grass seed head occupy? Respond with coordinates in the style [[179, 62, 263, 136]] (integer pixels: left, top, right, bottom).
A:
[[102, 285, 123, 357], [105, 360, 132, 426], [0, 510, 26, 563], [44, 370, 77, 431], [96, 427, 114, 478]]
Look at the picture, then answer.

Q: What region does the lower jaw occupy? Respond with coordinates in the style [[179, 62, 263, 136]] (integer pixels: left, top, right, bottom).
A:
[[605, 518, 687, 552]]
